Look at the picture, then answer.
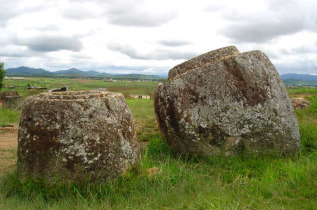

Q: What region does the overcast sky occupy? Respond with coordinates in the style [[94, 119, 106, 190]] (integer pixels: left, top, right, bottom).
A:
[[0, 0, 316, 75]]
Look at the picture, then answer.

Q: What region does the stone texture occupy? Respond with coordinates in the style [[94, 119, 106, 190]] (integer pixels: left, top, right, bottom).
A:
[[168, 46, 240, 80], [0, 90, 19, 101], [2, 96, 24, 109], [155, 46, 300, 156], [18, 90, 140, 183], [291, 98, 310, 109]]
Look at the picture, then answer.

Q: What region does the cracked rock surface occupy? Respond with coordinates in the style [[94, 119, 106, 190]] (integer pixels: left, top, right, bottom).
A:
[[155, 46, 300, 156], [18, 90, 140, 183]]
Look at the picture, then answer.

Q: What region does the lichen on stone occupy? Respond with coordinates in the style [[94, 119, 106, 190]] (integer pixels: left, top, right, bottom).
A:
[[18, 90, 140, 183], [155, 46, 300, 157]]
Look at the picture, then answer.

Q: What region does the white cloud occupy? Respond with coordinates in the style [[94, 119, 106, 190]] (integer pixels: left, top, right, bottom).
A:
[[0, 0, 48, 25], [61, 2, 104, 20], [0, 0, 317, 75]]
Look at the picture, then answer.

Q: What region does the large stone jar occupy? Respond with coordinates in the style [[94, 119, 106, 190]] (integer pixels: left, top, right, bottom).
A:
[[18, 90, 140, 183], [154, 46, 300, 156]]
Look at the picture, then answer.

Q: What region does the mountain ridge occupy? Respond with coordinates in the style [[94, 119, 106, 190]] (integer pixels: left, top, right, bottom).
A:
[[6, 67, 317, 83], [5, 66, 163, 80], [281, 73, 317, 81]]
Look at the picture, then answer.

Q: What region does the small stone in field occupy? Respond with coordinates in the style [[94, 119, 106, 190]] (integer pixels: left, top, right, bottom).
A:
[[2, 96, 24, 109], [291, 97, 310, 109], [0, 91, 19, 101]]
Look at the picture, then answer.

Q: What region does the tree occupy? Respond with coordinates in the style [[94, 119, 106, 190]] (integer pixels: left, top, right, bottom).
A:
[[0, 62, 5, 90]]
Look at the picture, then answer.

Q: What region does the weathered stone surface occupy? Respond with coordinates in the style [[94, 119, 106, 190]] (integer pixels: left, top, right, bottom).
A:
[[2, 96, 24, 109], [168, 46, 240, 80], [0, 90, 19, 101], [155, 47, 300, 156], [291, 97, 310, 109], [18, 90, 140, 183]]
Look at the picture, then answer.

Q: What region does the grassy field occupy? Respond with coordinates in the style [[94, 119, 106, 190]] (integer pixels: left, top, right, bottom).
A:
[[2, 77, 158, 97], [0, 78, 316, 209], [0, 109, 21, 126]]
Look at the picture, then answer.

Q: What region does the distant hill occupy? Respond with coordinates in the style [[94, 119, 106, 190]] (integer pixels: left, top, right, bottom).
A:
[[281, 74, 317, 86], [283, 79, 317, 86], [5, 67, 163, 80], [281, 74, 317, 81], [5, 66, 54, 76], [52, 68, 108, 77]]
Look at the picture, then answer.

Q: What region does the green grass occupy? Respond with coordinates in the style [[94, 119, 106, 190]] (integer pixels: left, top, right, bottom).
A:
[[0, 108, 21, 126], [0, 86, 316, 209], [2, 77, 158, 96], [287, 87, 317, 98], [127, 99, 160, 142], [1, 138, 316, 209]]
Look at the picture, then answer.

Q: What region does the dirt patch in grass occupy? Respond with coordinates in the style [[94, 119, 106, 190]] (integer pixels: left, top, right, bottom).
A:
[[0, 127, 18, 176], [0, 126, 18, 147], [0, 150, 16, 176]]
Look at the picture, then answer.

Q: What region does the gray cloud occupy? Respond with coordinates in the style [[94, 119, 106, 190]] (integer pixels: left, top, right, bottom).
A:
[[0, 46, 32, 57], [276, 60, 317, 75], [108, 42, 197, 60], [220, 0, 317, 43], [24, 24, 59, 31], [0, 32, 15, 46], [279, 41, 317, 55], [0, 0, 20, 23], [104, 0, 176, 27], [16, 35, 83, 52], [158, 40, 191, 47], [290, 46, 316, 54], [61, 0, 176, 27], [222, 17, 304, 43]]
